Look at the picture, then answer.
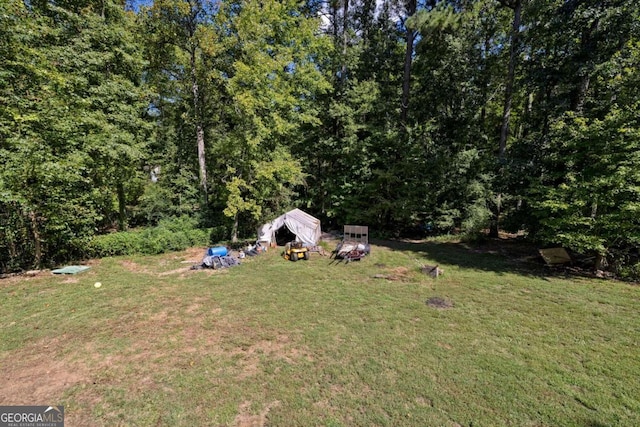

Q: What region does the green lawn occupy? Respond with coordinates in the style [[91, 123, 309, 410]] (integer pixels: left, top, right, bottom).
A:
[[1, 239, 639, 426]]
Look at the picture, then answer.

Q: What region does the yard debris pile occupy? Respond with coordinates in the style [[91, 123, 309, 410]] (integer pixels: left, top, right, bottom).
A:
[[191, 243, 266, 270], [420, 264, 444, 278], [331, 225, 370, 263], [240, 241, 267, 258], [332, 241, 370, 263], [201, 255, 240, 269]]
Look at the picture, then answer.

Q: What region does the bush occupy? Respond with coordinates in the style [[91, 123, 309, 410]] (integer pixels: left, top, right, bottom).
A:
[[209, 225, 229, 244], [609, 247, 640, 281], [88, 217, 211, 258], [461, 201, 492, 242], [88, 231, 144, 257]]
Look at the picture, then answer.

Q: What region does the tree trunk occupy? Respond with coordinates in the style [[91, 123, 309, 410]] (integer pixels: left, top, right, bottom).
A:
[[28, 210, 42, 268], [480, 34, 491, 126], [196, 122, 207, 203], [574, 74, 590, 114], [231, 213, 239, 243], [489, 193, 501, 238], [191, 47, 208, 204], [400, 0, 417, 124], [340, 0, 349, 86], [117, 180, 127, 231], [498, 0, 522, 158], [572, 19, 598, 113], [491, 0, 522, 239]]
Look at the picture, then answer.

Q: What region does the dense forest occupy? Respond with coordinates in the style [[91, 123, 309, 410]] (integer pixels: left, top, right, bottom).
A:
[[1, 0, 639, 276]]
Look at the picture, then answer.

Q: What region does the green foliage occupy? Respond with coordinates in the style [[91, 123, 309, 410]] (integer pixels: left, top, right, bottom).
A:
[[89, 216, 210, 257], [0, 0, 150, 271], [615, 262, 640, 282], [529, 35, 640, 260], [209, 225, 229, 245], [531, 110, 640, 255], [133, 169, 201, 226], [88, 231, 144, 258], [213, 0, 330, 238]]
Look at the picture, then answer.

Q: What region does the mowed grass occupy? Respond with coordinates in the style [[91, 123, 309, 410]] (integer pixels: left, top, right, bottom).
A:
[[1, 239, 639, 426]]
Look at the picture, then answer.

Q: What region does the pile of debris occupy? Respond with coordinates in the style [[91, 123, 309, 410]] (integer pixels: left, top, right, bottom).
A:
[[331, 225, 371, 263], [191, 245, 257, 270], [200, 254, 240, 269]]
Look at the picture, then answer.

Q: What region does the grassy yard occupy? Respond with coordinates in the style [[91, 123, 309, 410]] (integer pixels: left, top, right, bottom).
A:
[[1, 239, 639, 426]]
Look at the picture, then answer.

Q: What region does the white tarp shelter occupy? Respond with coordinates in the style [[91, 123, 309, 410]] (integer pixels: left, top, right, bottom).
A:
[[258, 208, 321, 246]]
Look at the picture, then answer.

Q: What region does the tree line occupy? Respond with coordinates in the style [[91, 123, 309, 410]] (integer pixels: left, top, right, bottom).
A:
[[1, 0, 639, 276]]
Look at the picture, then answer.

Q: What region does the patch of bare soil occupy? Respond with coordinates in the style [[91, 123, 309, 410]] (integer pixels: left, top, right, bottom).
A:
[[161, 267, 228, 277], [1, 289, 309, 425], [158, 266, 196, 276], [426, 296, 454, 309], [0, 337, 87, 405], [197, 331, 314, 381], [0, 270, 51, 288], [173, 246, 207, 263], [234, 400, 281, 427], [119, 260, 152, 274], [372, 266, 412, 282], [121, 251, 229, 277]]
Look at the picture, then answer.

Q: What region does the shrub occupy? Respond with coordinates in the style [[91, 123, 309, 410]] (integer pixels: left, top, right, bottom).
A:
[[209, 225, 229, 244], [460, 201, 492, 242], [88, 217, 211, 258], [88, 231, 144, 257]]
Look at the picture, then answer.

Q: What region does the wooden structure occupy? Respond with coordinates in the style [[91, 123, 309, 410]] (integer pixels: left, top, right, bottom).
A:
[[539, 248, 571, 265]]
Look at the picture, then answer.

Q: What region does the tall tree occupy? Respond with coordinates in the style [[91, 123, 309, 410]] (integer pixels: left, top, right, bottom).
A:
[[497, 0, 523, 157], [143, 0, 216, 204], [215, 0, 330, 241], [400, 0, 417, 124], [488, 0, 524, 237]]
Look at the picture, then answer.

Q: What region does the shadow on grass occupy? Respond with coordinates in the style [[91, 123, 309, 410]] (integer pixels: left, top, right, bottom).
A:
[[372, 237, 558, 280]]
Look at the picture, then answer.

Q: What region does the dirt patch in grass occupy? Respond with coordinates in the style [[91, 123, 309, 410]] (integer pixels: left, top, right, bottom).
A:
[[0, 270, 51, 287], [235, 400, 281, 427], [390, 266, 410, 276], [162, 267, 229, 277], [121, 257, 228, 277], [415, 396, 434, 407], [228, 334, 312, 364], [157, 266, 193, 276], [0, 336, 87, 405], [119, 260, 151, 274], [372, 266, 413, 282], [169, 246, 208, 265], [426, 296, 454, 309], [0, 290, 310, 425], [0, 335, 102, 427]]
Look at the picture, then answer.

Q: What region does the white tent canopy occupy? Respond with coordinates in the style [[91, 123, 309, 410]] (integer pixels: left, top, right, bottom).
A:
[[258, 208, 321, 246]]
